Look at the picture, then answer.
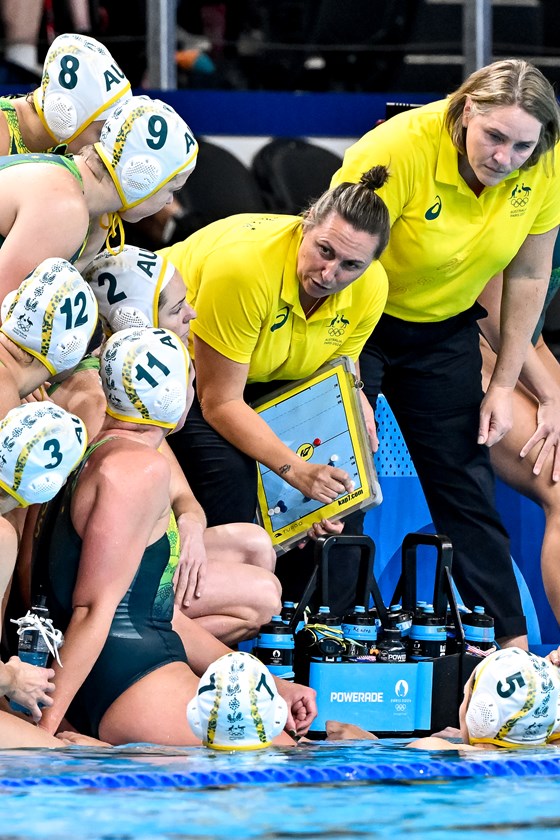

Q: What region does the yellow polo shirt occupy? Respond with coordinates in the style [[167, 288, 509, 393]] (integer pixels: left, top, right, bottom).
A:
[[159, 214, 388, 384], [331, 99, 560, 322]]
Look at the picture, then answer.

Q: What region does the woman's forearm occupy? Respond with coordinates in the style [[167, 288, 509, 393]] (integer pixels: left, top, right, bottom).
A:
[[202, 396, 306, 482], [38, 605, 112, 734]]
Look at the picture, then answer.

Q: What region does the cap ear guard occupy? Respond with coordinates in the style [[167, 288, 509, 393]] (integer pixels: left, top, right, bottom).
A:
[[51, 331, 90, 371], [120, 155, 163, 201], [25, 473, 65, 503], [465, 691, 501, 739], [110, 306, 152, 331], [151, 379, 187, 423], [42, 93, 79, 141]]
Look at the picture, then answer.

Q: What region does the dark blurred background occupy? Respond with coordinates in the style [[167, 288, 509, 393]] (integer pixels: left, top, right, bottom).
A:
[[1, 1, 558, 93]]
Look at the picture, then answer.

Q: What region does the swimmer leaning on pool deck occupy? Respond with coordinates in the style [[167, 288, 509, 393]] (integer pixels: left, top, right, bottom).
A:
[[326, 647, 560, 749]]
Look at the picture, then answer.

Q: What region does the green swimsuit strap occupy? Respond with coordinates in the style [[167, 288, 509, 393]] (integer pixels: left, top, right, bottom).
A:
[[0, 97, 28, 154], [167, 508, 180, 564], [69, 436, 120, 494], [47, 355, 100, 397]]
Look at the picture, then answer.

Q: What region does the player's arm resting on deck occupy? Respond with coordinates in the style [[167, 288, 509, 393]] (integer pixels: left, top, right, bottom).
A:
[[194, 336, 354, 504], [173, 611, 317, 735], [38, 447, 171, 735]]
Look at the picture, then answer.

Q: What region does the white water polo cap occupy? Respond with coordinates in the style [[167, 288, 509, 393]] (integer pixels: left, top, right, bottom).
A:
[[101, 327, 189, 429], [0, 403, 86, 507], [84, 245, 175, 332], [94, 95, 198, 210], [466, 647, 560, 747], [187, 652, 288, 750], [1, 258, 98, 376], [34, 33, 131, 144]]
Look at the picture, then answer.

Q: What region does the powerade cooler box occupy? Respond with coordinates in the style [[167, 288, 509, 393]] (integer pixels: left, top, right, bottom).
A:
[[291, 533, 480, 737]]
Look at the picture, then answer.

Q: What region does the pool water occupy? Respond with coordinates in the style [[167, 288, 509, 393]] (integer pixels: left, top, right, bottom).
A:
[[2, 741, 560, 839]]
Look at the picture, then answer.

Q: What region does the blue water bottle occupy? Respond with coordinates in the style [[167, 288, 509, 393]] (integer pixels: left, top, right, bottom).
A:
[[462, 606, 495, 652], [10, 595, 59, 715], [408, 606, 447, 661], [341, 605, 377, 660], [254, 615, 295, 680]]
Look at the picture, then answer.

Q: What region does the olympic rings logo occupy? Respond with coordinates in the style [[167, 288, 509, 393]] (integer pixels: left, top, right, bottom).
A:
[[327, 313, 350, 339], [509, 184, 531, 208]]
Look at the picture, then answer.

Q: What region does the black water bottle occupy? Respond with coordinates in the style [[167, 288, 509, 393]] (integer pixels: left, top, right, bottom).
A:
[[387, 604, 413, 638], [408, 606, 447, 661], [280, 600, 305, 633], [280, 600, 296, 625], [462, 605, 495, 652], [341, 605, 378, 660], [414, 601, 428, 618], [10, 595, 51, 715], [254, 615, 295, 680], [376, 628, 407, 663]]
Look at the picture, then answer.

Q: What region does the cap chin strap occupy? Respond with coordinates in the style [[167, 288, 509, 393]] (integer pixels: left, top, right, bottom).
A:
[[101, 213, 125, 255]]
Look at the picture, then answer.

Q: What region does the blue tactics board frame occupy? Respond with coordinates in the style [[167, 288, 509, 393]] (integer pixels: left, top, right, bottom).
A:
[[253, 356, 382, 554]]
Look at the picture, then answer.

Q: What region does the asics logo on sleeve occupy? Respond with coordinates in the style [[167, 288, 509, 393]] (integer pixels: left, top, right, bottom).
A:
[[271, 306, 289, 332], [425, 195, 442, 220]]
